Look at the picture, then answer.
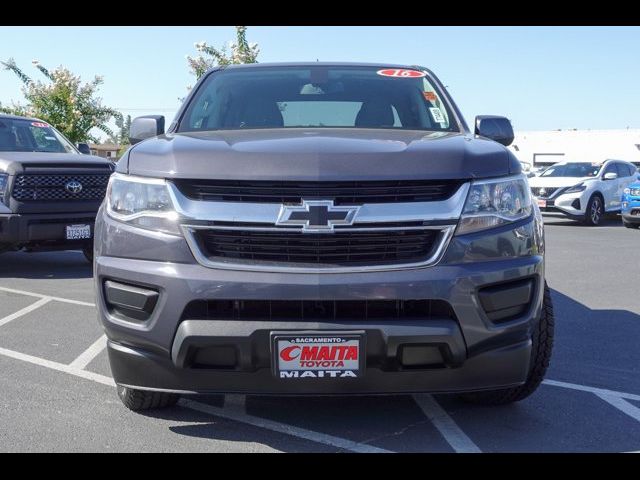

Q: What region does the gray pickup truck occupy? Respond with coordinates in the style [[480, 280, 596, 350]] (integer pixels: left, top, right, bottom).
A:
[[94, 63, 554, 411], [0, 114, 113, 261]]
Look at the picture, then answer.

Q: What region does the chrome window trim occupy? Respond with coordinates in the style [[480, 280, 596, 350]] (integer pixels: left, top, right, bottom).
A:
[[181, 224, 456, 274]]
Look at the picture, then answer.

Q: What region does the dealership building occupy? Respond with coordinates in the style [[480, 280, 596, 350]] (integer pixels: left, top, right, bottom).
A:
[[507, 129, 640, 168]]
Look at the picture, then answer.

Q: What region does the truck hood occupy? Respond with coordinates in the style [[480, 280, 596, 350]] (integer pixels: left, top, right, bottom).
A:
[[124, 129, 517, 181], [0, 151, 111, 174], [528, 176, 595, 188]]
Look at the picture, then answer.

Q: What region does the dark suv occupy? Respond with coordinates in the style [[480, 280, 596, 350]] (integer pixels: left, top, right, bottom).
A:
[[94, 63, 554, 411], [0, 114, 113, 260]]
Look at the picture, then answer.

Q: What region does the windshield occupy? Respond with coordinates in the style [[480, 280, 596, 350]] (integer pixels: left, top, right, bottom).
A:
[[0, 118, 78, 154], [540, 163, 601, 178], [178, 66, 458, 132]]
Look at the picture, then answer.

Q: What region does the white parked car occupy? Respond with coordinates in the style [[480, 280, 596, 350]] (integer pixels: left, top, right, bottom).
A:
[[528, 159, 639, 225]]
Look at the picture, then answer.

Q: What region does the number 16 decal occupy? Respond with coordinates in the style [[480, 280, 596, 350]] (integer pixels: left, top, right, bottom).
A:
[[376, 69, 426, 78]]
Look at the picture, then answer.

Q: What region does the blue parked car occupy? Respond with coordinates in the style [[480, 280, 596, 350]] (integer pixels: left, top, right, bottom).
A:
[[622, 177, 640, 229]]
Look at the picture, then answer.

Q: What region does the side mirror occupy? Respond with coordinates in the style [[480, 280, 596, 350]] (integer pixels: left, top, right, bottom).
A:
[[474, 115, 514, 147], [77, 143, 91, 155], [603, 172, 618, 181], [130, 115, 165, 145]]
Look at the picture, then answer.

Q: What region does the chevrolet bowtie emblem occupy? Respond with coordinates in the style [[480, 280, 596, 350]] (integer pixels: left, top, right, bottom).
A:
[[276, 200, 360, 233]]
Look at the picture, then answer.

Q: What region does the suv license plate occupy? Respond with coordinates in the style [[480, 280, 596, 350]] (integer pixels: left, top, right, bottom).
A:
[[66, 224, 91, 240], [272, 332, 365, 379], [537, 198, 546, 208]]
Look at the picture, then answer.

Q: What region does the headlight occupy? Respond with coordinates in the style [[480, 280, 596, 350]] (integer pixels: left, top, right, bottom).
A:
[[0, 174, 7, 204], [565, 183, 587, 194], [106, 173, 180, 235], [457, 174, 532, 235]]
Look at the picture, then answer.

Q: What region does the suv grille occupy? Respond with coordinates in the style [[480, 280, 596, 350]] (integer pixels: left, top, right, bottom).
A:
[[173, 179, 463, 204], [12, 174, 110, 202], [193, 228, 441, 267], [182, 298, 455, 322], [530, 186, 560, 198]]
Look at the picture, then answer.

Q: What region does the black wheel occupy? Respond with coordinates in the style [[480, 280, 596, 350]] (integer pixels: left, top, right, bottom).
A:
[[117, 385, 180, 411], [459, 282, 555, 405], [82, 246, 94, 263], [623, 220, 640, 229], [583, 194, 604, 226]]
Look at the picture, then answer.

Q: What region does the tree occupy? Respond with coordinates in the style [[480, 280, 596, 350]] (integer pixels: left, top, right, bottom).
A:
[[0, 58, 121, 143], [186, 26, 259, 83], [110, 114, 131, 145]]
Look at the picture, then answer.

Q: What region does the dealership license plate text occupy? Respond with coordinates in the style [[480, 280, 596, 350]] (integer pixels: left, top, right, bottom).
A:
[[275, 336, 362, 379]]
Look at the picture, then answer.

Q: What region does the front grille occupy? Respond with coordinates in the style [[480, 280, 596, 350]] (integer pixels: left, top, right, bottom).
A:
[[182, 299, 455, 322], [173, 179, 463, 204], [530, 186, 560, 198], [12, 173, 110, 202], [193, 228, 441, 267]]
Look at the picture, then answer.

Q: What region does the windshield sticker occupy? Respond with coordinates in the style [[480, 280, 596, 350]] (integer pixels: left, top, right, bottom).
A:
[[423, 91, 437, 102], [376, 69, 426, 78], [31, 122, 49, 128], [429, 107, 446, 124], [44, 136, 57, 141]]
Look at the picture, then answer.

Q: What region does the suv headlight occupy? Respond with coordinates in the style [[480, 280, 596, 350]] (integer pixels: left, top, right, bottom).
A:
[[565, 183, 587, 194], [457, 174, 532, 235], [0, 174, 7, 204], [106, 173, 180, 235]]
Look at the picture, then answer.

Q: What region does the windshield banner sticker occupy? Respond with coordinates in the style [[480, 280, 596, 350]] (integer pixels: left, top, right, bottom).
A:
[[30, 122, 49, 128], [376, 68, 426, 78]]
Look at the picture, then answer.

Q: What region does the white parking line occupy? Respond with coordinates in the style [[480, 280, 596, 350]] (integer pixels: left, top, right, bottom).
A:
[[543, 379, 640, 402], [180, 398, 391, 453], [0, 346, 115, 387], [413, 394, 482, 453], [0, 345, 391, 453], [69, 335, 107, 370], [0, 297, 52, 328], [0, 286, 95, 307], [596, 394, 640, 423]]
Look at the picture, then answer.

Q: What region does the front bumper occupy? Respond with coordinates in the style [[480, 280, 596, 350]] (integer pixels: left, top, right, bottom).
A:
[[622, 198, 640, 223], [108, 338, 532, 395], [95, 209, 545, 395], [0, 212, 96, 247], [537, 190, 585, 217]]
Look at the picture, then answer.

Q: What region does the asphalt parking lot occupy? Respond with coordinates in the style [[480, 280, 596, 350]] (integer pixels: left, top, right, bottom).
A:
[[0, 214, 638, 452]]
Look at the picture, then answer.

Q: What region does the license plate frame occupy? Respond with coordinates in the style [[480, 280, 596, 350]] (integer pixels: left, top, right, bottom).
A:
[[271, 331, 365, 380], [66, 224, 92, 240]]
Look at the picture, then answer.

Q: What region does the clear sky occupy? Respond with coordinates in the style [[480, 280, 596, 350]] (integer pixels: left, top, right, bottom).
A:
[[1, 26, 639, 140]]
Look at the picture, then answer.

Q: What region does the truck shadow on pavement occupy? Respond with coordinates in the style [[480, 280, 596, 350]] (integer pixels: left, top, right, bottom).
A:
[[0, 250, 92, 279], [139, 288, 640, 452]]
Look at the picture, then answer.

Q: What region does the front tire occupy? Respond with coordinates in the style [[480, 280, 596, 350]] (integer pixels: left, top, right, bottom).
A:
[[583, 194, 604, 226], [117, 385, 180, 411], [459, 282, 555, 406]]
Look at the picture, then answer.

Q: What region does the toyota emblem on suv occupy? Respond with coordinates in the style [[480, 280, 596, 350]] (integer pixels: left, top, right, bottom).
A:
[[276, 200, 360, 232], [65, 180, 83, 194]]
